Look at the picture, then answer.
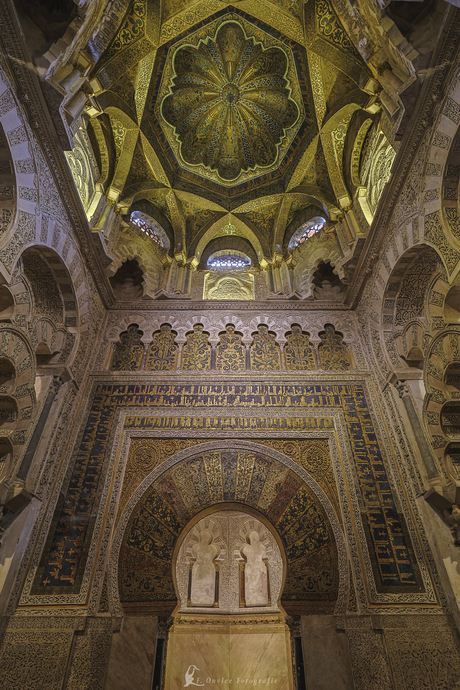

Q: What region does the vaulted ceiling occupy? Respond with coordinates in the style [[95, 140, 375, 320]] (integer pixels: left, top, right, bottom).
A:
[[80, 0, 384, 261]]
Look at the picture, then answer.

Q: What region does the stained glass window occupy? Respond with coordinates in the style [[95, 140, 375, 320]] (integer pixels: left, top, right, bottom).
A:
[[130, 211, 170, 250], [288, 216, 326, 250]]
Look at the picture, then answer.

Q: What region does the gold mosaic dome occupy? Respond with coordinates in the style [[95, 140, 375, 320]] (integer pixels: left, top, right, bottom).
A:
[[161, 21, 300, 182]]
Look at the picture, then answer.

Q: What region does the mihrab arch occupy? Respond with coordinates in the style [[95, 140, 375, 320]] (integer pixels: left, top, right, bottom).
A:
[[109, 441, 348, 618]]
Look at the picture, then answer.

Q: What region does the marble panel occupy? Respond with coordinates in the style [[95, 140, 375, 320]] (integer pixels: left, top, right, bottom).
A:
[[301, 615, 354, 690], [105, 617, 158, 690], [165, 620, 292, 689], [176, 511, 283, 614]]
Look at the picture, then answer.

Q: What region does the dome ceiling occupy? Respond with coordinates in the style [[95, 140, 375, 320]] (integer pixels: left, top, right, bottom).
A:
[[160, 20, 301, 183], [147, 10, 315, 198], [73, 0, 393, 265]]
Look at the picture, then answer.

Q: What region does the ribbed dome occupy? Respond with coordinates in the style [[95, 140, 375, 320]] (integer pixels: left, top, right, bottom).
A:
[[162, 21, 299, 181]]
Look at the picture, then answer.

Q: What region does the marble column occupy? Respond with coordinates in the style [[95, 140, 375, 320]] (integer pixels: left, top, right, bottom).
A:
[[394, 379, 438, 479]]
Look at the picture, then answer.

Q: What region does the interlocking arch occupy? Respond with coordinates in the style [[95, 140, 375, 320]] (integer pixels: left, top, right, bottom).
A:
[[425, 331, 460, 474], [381, 245, 444, 368], [0, 326, 36, 485], [19, 246, 78, 365]]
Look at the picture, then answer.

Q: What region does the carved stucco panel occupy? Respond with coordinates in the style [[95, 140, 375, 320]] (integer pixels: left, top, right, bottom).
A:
[[385, 629, 460, 690]]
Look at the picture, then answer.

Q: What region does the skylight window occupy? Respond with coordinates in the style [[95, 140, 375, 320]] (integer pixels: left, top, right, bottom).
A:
[[288, 216, 326, 250], [208, 250, 251, 270], [130, 211, 170, 250]]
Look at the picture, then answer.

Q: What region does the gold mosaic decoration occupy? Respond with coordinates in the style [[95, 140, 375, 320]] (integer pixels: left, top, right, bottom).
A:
[[315, 0, 355, 55], [204, 271, 255, 301], [250, 324, 281, 370], [285, 325, 316, 370], [145, 324, 178, 371], [216, 324, 245, 370], [182, 324, 212, 370], [155, 14, 305, 187], [161, 21, 299, 181], [111, 324, 144, 371], [117, 437, 204, 522], [318, 324, 351, 370], [103, 0, 147, 63], [254, 438, 340, 524]]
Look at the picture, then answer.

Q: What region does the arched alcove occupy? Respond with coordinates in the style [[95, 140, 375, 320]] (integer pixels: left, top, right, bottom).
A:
[[175, 507, 285, 613], [0, 357, 15, 388], [441, 402, 460, 440], [313, 261, 345, 301], [18, 246, 79, 366], [0, 396, 18, 427], [445, 442, 460, 479], [109, 259, 144, 301], [445, 363, 460, 397], [444, 286, 460, 324], [198, 236, 259, 270], [115, 443, 343, 617], [0, 285, 14, 322], [110, 441, 345, 690], [381, 244, 442, 369]]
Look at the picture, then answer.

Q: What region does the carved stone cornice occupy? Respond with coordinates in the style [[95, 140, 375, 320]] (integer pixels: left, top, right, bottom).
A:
[[0, 0, 114, 308], [346, 5, 460, 309], [107, 299, 352, 311]]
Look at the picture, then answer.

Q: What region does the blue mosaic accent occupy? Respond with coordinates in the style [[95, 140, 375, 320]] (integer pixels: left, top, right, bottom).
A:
[[32, 383, 423, 595]]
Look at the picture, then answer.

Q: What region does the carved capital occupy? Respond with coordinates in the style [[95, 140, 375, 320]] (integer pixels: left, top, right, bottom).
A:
[[51, 376, 65, 396], [395, 379, 410, 399]]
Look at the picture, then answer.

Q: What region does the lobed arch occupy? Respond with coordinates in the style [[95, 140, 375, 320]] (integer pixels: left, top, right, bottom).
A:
[[17, 245, 79, 366], [440, 117, 460, 260], [293, 241, 345, 301], [424, 328, 460, 476], [108, 440, 348, 618], [106, 230, 165, 299], [1, 234, 97, 381], [104, 312, 358, 350], [0, 325, 36, 483], [0, 69, 38, 259], [360, 227, 445, 382], [421, 72, 460, 278], [380, 244, 444, 367], [0, 121, 17, 243], [103, 316, 357, 374]]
